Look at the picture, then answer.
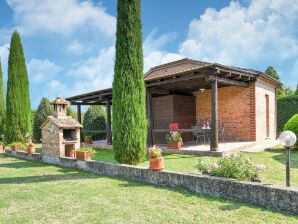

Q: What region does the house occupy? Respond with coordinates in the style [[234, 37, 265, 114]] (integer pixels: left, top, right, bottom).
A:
[[66, 58, 280, 152]]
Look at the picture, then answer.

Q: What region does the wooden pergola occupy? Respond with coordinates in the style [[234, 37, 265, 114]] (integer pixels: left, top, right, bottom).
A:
[[66, 62, 262, 151]]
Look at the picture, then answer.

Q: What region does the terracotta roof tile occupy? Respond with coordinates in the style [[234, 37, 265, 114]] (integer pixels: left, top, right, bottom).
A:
[[47, 116, 82, 128]]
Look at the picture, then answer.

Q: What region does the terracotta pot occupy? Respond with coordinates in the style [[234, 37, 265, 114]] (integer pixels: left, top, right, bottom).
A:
[[149, 158, 164, 171], [69, 149, 75, 158], [167, 141, 182, 149], [76, 151, 91, 161], [0, 145, 4, 152], [27, 146, 35, 154], [84, 140, 93, 145]]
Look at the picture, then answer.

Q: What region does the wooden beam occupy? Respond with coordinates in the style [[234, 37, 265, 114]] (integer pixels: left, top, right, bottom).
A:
[[210, 80, 218, 151], [206, 75, 248, 87], [146, 90, 153, 146], [70, 102, 106, 106], [106, 99, 112, 145], [146, 73, 206, 88]]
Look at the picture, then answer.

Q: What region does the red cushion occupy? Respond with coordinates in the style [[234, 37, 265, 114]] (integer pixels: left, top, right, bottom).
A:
[[169, 123, 178, 130]]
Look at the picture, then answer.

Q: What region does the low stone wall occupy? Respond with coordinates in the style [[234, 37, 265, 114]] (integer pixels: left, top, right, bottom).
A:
[[4, 149, 298, 214]]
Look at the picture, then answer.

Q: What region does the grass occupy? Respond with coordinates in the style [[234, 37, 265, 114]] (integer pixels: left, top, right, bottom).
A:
[[0, 154, 297, 223], [93, 145, 298, 188]]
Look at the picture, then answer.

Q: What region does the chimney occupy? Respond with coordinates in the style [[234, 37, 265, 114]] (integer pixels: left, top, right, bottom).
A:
[[51, 97, 69, 118]]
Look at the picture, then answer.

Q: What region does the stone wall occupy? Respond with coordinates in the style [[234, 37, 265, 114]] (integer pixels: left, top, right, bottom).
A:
[[42, 121, 62, 157], [5, 149, 298, 215]]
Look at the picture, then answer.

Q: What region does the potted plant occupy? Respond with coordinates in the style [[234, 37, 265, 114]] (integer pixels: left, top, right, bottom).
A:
[[84, 135, 93, 145], [10, 142, 26, 152], [27, 143, 35, 154], [149, 145, 164, 171], [76, 146, 95, 161], [0, 141, 4, 152], [165, 131, 182, 149]]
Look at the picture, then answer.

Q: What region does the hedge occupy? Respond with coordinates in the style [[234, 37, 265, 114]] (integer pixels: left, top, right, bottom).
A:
[[277, 95, 298, 132]]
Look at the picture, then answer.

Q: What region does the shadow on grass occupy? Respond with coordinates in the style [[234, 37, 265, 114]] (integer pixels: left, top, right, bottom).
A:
[[264, 148, 298, 169]]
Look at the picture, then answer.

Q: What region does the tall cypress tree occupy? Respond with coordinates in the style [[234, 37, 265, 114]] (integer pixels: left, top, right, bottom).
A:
[[0, 59, 5, 135], [33, 97, 53, 142], [6, 31, 31, 143], [112, 0, 147, 164]]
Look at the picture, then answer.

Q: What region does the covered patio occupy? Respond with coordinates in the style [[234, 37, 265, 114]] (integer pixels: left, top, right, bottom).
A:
[[66, 58, 265, 154]]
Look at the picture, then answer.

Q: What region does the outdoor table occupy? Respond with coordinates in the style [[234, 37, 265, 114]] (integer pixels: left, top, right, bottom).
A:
[[152, 128, 211, 145]]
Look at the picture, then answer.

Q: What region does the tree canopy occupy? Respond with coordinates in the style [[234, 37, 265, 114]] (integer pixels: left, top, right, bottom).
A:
[[82, 106, 106, 140], [5, 31, 31, 143], [0, 59, 5, 135], [112, 0, 147, 164]]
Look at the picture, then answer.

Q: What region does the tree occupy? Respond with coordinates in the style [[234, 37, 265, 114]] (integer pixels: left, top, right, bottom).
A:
[[5, 31, 31, 143], [265, 66, 285, 97], [82, 106, 106, 140], [295, 84, 298, 96], [0, 59, 5, 135], [112, 0, 147, 164], [66, 106, 76, 119], [33, 97, 53, 142]]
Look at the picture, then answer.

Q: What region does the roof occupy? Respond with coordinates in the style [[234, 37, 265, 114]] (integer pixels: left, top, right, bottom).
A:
[[41, 116, 83, 129], [51, 97, 69, 105]]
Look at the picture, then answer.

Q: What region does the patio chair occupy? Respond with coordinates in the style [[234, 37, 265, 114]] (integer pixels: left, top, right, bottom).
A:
[[192, 125, 205, 145]]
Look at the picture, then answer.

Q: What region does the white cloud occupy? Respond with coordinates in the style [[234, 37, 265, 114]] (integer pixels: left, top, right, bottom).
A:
[[179, 0, 298, 67], [6, 0, 116, 36], [28, 58, 62, 83], [0, 43, 10, 74], [66, 40, 86, 55]]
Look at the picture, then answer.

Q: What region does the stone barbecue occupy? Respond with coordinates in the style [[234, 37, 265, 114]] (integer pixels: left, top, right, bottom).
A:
[[41, 97, 82, 157]]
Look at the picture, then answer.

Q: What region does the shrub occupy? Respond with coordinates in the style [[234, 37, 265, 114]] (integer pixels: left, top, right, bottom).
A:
[[9, 142, 26, 151], [84, 135, 93, 142], [83, 106, 106, 140], [277, 95, 298, 133], [283, 114, 298, 147], [165, 131, 182, 142], [0, 141, 4, 147], [33, 97, 53, 143], [196, 153, 266, 181], [77, 146, 95, 157], [149, 145, 162, 159]]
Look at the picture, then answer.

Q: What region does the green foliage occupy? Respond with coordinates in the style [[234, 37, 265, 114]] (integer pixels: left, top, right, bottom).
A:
[[277, 95, 298, 133], [112, 0, 147, 165], [77, 146, 95, 157], [149, 145, 162, 159], [0, 141, 4, 146], [5, 31, 31, 143], [33, 97, 53, 142], [0, 59, 5, 135], [9, 141, 26, 151], [83, 106, 106, 140], [295, 84, 298, 96], [265, 66, 280, 80], [66, 106, 76, 119], [196, 153, 265, 181], [284, 114, 298, 147], [165, 131, 182, 142], [84, 135, 93, 142]]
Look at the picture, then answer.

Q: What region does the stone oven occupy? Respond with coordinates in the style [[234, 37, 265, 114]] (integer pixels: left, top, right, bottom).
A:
[[41, 97, 82, 157]]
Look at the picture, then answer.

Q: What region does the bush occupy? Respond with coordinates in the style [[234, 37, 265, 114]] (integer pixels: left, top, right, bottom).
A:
[[83, 106, 106, 140], [9, 142, 26, 151], [283, 114, 298, 147], [196, 153, 266, 181], [149, 145, 162, 159], [77, 146, 95, 157], [33, 97, 53, 143], [277, 95, 298, 133], [165, 131, 182, 142]]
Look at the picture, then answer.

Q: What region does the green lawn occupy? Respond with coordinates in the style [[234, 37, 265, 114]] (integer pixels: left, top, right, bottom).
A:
[[93, 146, 298, 188], [0, 155, 297, 223]]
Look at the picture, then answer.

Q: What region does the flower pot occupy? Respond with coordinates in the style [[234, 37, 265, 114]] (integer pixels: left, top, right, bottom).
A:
[[0, 145, 4, 152], [76, 151, 91, 161], [69, 149, 75, 158], [149, 158, 164, 171], [167, 141, 182, 149], [27, 146, 35, 154]]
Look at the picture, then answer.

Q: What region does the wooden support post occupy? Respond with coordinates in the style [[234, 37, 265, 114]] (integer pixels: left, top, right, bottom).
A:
[[77, 105, 81, 123], [211, 79, 218, 151], [146, 91, 153, 146], [106, 99, 112, 145]]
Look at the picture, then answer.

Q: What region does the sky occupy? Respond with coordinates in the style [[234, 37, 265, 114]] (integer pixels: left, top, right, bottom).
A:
[[0, 0, 298, 109]]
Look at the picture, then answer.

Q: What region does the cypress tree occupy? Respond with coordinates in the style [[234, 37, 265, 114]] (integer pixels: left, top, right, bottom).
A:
[[6, 31, 31, 143], [112, 0, 147, 164], [33, 97, 53, 142], [0, 59, 5, 135], [0, 60, 5, 138]]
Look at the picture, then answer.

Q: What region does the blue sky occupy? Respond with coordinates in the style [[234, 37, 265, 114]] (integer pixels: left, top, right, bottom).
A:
[[0, 0, 297, 109]]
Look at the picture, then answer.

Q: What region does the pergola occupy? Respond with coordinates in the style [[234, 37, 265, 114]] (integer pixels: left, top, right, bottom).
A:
[[66, 61, 262, 151]]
